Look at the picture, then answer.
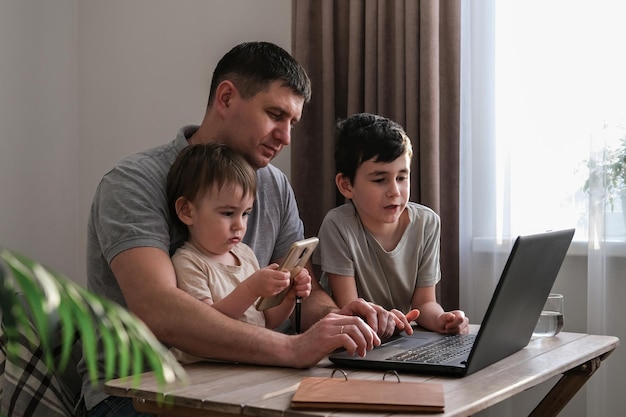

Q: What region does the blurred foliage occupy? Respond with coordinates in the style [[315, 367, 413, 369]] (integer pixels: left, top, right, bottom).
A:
[[0, 247, 188, 390]]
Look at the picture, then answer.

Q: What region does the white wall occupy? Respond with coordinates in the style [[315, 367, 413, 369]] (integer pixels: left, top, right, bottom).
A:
[[0, 0, 291, 286], [0, 0, 79, 279]]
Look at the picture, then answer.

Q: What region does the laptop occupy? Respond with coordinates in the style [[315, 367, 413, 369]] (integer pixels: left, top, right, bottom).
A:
[[329, 228, 575, 377]]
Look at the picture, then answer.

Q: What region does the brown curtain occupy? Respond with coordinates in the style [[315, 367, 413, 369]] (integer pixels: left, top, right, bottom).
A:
[[291, 0, 461, 310]]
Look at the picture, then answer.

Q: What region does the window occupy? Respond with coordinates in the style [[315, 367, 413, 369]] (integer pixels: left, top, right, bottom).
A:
[[494, 0, 626, 240]]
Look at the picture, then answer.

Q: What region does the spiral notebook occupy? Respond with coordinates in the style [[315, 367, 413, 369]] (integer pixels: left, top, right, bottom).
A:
[[291, 373, 445, 413], [329, 229, 575, 377]]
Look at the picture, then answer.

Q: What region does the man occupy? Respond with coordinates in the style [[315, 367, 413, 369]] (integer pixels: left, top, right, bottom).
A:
[[81, 42, 413, 416]]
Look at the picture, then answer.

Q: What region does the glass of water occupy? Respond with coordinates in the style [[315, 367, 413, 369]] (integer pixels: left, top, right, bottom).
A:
[[533, 293, 564, 338]]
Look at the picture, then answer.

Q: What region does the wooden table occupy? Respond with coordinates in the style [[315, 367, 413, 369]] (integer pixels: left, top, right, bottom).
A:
[[105, 331, 618, 417]]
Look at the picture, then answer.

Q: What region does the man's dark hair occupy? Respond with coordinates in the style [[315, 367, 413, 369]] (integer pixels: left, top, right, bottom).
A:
[[335, 113, 413, 183], [208, 41, 311, 105]]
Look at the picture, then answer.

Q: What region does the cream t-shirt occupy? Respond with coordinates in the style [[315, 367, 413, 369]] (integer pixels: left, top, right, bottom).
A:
[[317, 202, 441, 312], [170, 240, 265, 363]]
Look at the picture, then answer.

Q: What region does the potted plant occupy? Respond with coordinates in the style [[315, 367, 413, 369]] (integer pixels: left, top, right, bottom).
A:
[[583, 134, 626, 214]]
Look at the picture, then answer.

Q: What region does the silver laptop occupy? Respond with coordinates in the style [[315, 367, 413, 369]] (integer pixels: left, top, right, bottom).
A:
[[329, 228, 575, 377]]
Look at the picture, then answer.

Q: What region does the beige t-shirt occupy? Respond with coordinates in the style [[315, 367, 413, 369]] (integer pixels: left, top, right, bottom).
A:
[[170, 240, 265, 363]]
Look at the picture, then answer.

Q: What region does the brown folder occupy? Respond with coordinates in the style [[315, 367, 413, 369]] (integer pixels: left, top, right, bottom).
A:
[[291, 376, 445, 413]]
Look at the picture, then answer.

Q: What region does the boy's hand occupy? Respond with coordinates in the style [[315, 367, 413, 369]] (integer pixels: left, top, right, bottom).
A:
[[387, 308, 420, 338], [355, 303, 420, 340], [405, 308, 420, 322], [437, 310, 470, 334]]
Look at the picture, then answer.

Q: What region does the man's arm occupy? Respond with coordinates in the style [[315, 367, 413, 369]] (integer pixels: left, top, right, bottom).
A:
[[111, 247, 379, 366], [411, 286, 469, 334], [112, 247, 294, 363], [299, 275, 338, 329]]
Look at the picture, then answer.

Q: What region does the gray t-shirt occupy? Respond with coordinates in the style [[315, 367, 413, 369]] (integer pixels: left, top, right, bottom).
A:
[[317, 202, 441, 312], [81, 125, 304, 409]]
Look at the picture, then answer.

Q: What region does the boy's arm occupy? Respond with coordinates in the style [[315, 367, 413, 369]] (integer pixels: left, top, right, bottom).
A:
[[327, 273, 359, 308], [411, 285, 445, 331], [411, 286, 469, 334]]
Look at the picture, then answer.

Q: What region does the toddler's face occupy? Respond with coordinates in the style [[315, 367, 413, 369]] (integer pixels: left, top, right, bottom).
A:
[[186, 184, 255, 257]]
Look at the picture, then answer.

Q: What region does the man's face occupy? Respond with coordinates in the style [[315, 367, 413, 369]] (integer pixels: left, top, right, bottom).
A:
[[221, 81, 305, 170]]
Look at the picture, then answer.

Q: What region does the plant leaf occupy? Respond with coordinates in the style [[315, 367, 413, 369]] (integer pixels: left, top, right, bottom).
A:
[[0, 247, 189, 394]]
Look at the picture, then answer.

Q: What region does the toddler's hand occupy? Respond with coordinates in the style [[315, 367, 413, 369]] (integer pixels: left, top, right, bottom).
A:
[[290, 267, 312, 299], [245, 264, 291, 298]]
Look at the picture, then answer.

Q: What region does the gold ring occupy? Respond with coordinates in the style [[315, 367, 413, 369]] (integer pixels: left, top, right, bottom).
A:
[[340, 325, 345, 334]]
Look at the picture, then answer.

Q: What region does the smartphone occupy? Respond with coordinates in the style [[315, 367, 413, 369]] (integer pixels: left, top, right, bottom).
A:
[[255, 237, 319, 311]]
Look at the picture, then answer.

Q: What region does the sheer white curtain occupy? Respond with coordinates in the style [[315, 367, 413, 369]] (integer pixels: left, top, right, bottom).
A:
[[460, 1, 626, 416]]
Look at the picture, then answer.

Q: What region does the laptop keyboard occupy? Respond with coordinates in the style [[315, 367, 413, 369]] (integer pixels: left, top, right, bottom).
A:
[[386, 334, 476, 364]]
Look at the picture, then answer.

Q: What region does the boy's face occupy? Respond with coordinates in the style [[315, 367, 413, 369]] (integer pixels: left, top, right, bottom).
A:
[[337, 153, 411, 230], [219, 81, 304, 170], [184, 184, 255, 257]]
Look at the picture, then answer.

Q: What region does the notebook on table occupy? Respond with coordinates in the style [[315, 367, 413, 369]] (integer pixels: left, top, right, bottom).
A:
[[329, 228, 575, 377]]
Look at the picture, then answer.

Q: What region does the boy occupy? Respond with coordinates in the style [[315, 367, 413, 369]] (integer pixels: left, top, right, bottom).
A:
[[166, 143, 311, 363], [318, 113, 469, 337]]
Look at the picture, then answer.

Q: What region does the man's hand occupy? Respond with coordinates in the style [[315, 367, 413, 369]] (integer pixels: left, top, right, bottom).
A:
[[335, 298, 418, 340], [288, 313, 380, 367]]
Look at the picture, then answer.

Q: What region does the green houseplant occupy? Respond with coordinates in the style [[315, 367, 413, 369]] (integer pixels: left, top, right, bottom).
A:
[[0, 247, 188, 414], [583, 135, 626, 213]]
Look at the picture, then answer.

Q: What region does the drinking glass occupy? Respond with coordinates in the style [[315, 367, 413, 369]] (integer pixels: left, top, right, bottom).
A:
[[533, 293, 564, 338]]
